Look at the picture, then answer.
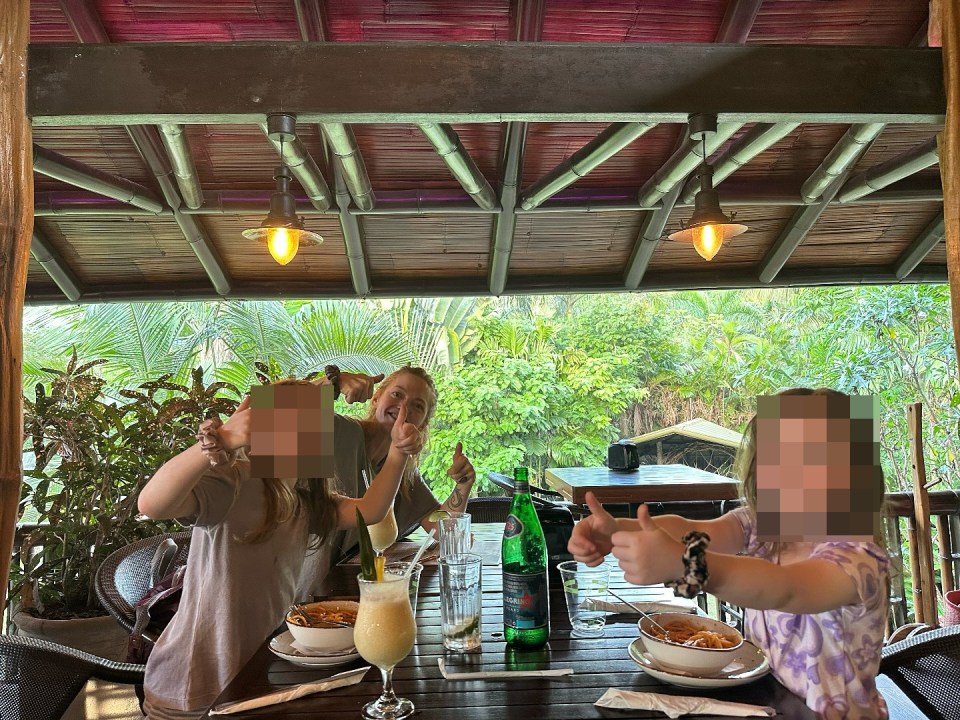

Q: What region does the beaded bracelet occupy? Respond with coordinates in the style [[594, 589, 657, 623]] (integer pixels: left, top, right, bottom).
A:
[[196, 416, 238, 468], [324, 364, 341, 399], [666, 531, 711, 599]]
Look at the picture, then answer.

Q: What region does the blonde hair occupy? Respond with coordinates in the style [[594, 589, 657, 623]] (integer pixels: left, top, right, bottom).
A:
[[243, 378, 339, 546], [365, 366, 438, 490], [735, 387, 887, 551]]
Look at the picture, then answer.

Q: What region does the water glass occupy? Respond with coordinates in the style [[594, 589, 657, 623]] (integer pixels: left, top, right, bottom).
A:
[[439, 553, 482, 652], [438, 512, 472, 557], [384, 561, 424, 615], [557, 561, 610, 638]]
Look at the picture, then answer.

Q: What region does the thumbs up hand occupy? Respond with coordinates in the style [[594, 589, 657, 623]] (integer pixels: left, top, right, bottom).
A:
[[567, 492, 618, 566], [390, 404, 424, 456], [610, 504, 684, 586]]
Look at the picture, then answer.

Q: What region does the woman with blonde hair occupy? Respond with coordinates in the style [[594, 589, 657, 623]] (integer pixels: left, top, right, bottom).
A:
[[137, 378, 423, 719]]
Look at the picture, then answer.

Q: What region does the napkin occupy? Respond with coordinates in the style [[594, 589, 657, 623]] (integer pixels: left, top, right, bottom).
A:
[[583, 598, 698, 614], [595, 689, 775, 718], [438, 658, 573, 680], [208, 666, 370, 715]]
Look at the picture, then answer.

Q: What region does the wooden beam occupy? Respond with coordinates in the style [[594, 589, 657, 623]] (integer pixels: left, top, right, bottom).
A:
[[334, 163, 370, 296], [488, 122, 527, 295], [418, 123, 498, 210], [908, 403, 939, 626], [623, 183, 683, 290], [895, 211, 946, 279], [28, 43, 946, 126], [716, 0, 763, 43], [23, 266, 947, 305], [0, 0, 31, 615], [30, 226, 83, 301]]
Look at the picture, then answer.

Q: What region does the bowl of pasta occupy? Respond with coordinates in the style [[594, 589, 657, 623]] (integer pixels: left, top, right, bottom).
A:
[[285, 600, 359, 652], [638, 613, 743, 676]]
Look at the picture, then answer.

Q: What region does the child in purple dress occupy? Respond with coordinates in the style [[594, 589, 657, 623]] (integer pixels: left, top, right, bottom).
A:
[[569, 389, 889, 719]]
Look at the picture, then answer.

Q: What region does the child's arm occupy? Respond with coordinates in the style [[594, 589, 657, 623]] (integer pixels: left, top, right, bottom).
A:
[[568, 492, 745, 565], [612, 506, 860, 614], [138, 396, 251, 520], [334, 404, 422, 528]]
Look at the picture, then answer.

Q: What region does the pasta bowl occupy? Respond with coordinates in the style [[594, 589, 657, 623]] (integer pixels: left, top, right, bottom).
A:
[[638, 612, 743, 676], [285, 600, 358, 652]]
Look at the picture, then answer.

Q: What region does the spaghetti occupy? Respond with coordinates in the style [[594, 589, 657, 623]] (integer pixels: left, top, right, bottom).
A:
[[647, 620, 738, 649]]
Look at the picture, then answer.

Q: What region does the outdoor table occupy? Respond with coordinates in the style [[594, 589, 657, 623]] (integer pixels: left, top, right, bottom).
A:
[[207, 524, 816, 719], [544, 464, 740, 506]]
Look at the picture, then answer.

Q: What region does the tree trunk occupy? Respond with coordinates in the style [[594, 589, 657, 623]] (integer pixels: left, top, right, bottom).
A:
[[0, 0, 33, 612]]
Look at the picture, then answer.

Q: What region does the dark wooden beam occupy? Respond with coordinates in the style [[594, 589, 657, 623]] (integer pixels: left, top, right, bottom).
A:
[[894, 211, 945, 280], [28, 43, 945, 126], [294, 0, 328, 42], [715, 0, 763, 43], [30, 225, 83, 301]]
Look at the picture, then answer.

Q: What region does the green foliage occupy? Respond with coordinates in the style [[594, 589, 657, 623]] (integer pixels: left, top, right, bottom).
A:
[[17, 354, 239, 617]]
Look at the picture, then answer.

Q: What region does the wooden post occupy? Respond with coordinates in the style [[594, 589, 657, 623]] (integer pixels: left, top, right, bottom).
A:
[[0, 0, 32, 613], [907, 403, 939, 626]]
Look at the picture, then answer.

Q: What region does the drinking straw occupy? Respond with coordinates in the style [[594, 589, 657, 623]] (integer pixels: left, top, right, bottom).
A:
[[404, 529, 436, 578], [361, 469, 370, 490]]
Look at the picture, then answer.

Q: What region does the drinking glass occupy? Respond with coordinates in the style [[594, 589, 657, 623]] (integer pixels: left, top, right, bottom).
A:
[[367, 504, 398, 580], [438, 512, 472, 558], [557, 561, 610, 638], [384, 561, 424, 615], [439, 553, 482, 652], [354, 573, 416, 720]]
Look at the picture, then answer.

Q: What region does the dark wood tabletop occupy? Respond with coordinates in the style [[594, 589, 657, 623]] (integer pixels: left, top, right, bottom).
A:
[[209, 524, 815, 719], [544, 465, 740, 506]]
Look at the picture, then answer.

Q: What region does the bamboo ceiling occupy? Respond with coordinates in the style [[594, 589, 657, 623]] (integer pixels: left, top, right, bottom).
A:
[[24, 0, 946, 303]]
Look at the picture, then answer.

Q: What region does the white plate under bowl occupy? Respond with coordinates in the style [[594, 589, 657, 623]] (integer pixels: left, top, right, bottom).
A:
[[628, 636, 770, 689], [269, 631, 361, 668]]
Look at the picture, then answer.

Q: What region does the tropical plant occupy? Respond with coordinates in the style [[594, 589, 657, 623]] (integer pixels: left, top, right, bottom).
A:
[[15, 354, 239, 618]]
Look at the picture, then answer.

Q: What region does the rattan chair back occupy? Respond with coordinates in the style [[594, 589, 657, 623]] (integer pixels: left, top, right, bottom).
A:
[[0, 634, 144, 720], [879, 624, 960, 719]]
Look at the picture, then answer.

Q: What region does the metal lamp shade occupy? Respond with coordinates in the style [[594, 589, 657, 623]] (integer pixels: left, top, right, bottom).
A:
[[242, 164, 323, 265]]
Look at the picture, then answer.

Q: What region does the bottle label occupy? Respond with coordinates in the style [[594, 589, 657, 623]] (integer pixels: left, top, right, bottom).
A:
[[503, 570, 548, 630], [504, 514, 523, 539], [514, 481, 530, 495]]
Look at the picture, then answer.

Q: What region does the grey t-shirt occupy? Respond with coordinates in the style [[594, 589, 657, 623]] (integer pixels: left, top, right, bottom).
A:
[[296, 415, 440, 598], [144, 463, 308, 714]]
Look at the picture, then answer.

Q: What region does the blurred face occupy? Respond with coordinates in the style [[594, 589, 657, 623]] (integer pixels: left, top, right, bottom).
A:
[[755, 393, 882, 543], [248, 382, 335, 479], [372, 373, 433, 430]]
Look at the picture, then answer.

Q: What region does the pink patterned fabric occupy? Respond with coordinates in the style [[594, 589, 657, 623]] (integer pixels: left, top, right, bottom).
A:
[[730, 507, 890, 720], [196, 417, 236, 468]]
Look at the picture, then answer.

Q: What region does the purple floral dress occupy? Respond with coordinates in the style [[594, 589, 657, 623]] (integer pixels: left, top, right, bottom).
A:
[[730, 507, 890, 719]]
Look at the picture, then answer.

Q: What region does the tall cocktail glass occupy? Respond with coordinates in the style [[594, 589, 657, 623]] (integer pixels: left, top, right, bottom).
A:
[[354, 573, 416, 719], [367, 504, 398, 580]]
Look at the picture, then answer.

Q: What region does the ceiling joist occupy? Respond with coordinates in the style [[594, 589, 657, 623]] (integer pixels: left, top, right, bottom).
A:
[[894, 211, 945, 280], [838, 136, 940, 203], [30, 226, 83, 302], [418, 123, 499, 211]]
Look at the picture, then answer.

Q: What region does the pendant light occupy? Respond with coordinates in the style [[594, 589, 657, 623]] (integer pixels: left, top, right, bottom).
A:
[[668, 115, 746, 261], [242, 114, 323, 265]]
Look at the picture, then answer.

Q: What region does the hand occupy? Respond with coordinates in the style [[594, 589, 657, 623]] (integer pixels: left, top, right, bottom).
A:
[[446, 442, 476, 485], [217, 395, 251, 450], [390, 404, 423, 456], [611, 504, 684, 585], [340, 371, 384, 404], [567, 491, 617, 566]]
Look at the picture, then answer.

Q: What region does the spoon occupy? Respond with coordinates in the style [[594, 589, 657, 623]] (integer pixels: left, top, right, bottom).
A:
[[606, 589, 671, 636]]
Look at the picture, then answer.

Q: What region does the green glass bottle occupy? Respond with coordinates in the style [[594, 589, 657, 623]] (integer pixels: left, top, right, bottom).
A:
[[502, 467, 550, 648]]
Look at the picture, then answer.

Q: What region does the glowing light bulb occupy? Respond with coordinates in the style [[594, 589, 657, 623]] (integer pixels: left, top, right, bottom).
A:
[[691, 224, 725, 261], [267, 227, 298, 265]]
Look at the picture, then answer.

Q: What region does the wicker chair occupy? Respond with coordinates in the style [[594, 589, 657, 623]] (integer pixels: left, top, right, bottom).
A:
[[94, 531, 192, 634], [0, 634, 144, 720], [877, 624, 960, 719]]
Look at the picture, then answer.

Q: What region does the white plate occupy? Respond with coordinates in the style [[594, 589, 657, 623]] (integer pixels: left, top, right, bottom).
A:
[[269, 631, 361, 668], [628, 636, 770, 689]]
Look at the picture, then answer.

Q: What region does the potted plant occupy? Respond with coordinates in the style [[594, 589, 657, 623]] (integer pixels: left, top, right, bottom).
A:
[[11, 353, 239, 654]]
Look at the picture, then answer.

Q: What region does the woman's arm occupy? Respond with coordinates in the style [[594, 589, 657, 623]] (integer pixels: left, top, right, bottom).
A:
[[420, 442, 476, 533], [611, 506, 860, 614], [138, 396, 251, 520]]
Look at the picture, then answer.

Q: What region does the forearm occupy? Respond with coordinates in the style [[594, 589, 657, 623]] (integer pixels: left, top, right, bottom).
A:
[[340, 449, 406, 526], [137, 443, 207, 519]]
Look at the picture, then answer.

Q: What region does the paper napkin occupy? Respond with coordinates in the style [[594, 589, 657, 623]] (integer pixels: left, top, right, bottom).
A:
[[438, 658, 573, 680], [208, 666, 370, 715], [595, 689, 775, 718], [583, 598, 698, 614]]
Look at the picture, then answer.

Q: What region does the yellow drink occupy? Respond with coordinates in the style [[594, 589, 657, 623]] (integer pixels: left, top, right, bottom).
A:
[[355, 576, 416, 671], [368, 506, 398, 553]]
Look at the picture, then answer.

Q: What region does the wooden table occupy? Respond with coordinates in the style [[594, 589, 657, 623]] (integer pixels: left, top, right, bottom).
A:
[[208, 524, 815, 719], [544, 464, 740, 506]]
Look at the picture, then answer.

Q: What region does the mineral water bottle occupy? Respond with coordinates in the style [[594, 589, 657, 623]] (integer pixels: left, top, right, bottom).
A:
[[502, 467, 550, 648]]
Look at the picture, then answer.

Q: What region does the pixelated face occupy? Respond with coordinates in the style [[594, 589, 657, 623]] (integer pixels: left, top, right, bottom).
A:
[[372, 373, 432, 430], [248, 383, 335, 479], [755, 393, 882, 543]]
